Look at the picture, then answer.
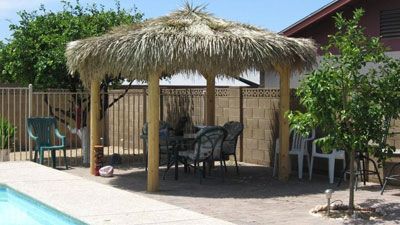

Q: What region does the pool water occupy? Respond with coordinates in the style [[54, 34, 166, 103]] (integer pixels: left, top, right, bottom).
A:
[[0, 185, 86, 225]]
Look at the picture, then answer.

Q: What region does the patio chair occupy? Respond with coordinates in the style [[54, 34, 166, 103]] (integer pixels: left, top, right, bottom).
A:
[[337, 151, 382, 188], [273, 129, 315, 179], [179, 126, 227, 183], [381, 158, 400, 194], [141, 121, 175, 172], [309, 143, 346, 184], [27, 117, 67, 169], [222, 121, 244, 174]]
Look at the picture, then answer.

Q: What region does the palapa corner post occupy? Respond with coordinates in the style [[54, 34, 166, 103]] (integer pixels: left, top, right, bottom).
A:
[[90, 79, 101, 175], [276, 66, 291, 181], [147, 73, 160, 192], [205, 74, 216, 126]]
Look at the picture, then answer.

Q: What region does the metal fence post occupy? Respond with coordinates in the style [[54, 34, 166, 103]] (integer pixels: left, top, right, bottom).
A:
[[142, 88, 147, 156], [28, 84, 32, 161], [160, 91, 164, 120], [1, 88, 3, 162], [202, 88, 206, 125]]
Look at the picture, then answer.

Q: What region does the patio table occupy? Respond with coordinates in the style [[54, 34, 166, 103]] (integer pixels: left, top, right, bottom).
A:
[[164, 134, 196, 180]]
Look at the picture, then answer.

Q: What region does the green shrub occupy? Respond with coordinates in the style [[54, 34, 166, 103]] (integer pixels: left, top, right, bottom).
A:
[[0, 118, 15, 149]]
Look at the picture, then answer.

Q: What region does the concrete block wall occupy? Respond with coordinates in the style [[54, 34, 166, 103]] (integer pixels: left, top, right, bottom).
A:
[[241, 89, 281, 166], [4, 86, 400, 173]]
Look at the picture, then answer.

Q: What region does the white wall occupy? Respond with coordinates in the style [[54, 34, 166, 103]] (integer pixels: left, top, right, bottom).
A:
[[263, 70, 302, 89], [262, 51, 400, 88]]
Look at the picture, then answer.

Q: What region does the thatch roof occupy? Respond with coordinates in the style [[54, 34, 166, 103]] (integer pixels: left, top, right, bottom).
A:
[[66, 3, 317, 86]]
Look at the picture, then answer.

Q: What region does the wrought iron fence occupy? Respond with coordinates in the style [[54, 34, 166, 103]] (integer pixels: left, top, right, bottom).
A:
[[0, 85, 31, 162], [0, 85, 209, 167]]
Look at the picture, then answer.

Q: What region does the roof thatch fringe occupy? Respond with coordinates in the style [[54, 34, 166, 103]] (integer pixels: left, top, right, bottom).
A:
[[66, 3, 317, 86]]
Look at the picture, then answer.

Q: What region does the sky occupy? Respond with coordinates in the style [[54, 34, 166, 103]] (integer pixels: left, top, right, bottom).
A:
[[0, 0, 332, 86], [0, 0, 332, 41]]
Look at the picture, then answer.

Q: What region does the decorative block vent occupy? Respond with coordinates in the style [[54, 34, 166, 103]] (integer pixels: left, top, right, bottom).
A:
[[242, 89, 296, 98], [161, 88, 204, 96], [216, 89, 228, 97]]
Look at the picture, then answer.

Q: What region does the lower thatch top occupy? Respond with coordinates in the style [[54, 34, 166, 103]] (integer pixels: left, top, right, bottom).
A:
[[66, 3, 317, 86]]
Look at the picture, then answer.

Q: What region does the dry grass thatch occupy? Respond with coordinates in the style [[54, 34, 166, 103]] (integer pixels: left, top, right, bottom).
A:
[[65, 3, 317, 86]]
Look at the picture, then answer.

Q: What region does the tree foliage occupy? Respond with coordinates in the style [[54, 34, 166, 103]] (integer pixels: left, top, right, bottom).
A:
[[0, 0, 143, 90], [288, 9, 400, 212]]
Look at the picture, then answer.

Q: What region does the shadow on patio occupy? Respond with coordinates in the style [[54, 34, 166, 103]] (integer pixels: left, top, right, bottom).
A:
[[98, 162, 351, 199]]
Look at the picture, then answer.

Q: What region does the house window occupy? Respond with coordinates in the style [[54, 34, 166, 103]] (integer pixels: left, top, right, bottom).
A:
[[380, 9, 400, 38]]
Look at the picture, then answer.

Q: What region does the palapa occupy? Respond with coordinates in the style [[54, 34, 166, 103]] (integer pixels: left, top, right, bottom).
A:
[[65, 3, 318, 186], [66, 3, 317, 85]]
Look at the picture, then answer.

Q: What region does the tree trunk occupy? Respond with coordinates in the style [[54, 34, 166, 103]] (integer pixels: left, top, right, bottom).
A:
[[348, 149, 356, 214]]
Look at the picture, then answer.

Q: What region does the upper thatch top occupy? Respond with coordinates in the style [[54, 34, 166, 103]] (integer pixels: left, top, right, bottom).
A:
[[66, 3, 317, 86]]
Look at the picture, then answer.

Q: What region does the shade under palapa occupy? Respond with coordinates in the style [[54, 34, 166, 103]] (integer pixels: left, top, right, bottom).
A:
[[65, 3, 317, 85]]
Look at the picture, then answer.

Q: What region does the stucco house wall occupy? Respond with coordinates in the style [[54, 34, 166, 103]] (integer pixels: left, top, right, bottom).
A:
[[263, 0, 400, 88]]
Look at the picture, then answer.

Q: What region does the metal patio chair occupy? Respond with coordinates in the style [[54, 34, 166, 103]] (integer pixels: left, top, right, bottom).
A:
[[381, 160, 400, 194], [141, 121, 175, 172], [222, 121, 244, 174], [179, 126, 227, 183], [27, 117, 67, 169]]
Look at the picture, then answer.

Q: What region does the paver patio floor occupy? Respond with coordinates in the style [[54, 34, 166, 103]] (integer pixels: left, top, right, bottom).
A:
[[67, 162, 400, 225]]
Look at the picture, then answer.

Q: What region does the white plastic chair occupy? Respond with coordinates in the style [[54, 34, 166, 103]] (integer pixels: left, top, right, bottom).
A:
[[309, 142, 346, 184], [273, 130, 315, 179]]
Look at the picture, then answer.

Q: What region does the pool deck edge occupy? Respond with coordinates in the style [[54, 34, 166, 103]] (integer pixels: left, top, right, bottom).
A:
[[0, 161, 233, 225]]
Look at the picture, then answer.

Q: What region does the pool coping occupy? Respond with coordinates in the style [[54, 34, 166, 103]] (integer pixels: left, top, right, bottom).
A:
[[0, 161, 233, 225]]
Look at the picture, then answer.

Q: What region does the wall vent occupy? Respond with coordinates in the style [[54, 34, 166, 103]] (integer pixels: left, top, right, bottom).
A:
[[380, 9, 400, 38]]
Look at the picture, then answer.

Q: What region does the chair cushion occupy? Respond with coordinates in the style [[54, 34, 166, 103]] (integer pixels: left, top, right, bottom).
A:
[[179, 151, 196, 161], [222, 141, 235, 155]]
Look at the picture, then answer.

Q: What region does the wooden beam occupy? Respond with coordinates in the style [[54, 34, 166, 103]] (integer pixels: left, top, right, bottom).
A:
[[147, 73, 160, 192], [205, 75, 215, 126], [90, 79, 101, 175], [277, 66, 291, 181]]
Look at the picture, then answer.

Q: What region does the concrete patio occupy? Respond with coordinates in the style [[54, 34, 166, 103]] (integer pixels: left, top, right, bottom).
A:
[[1, 160, 399, 224], [67, 162, 400, 225], [0, 161, 232, 225]]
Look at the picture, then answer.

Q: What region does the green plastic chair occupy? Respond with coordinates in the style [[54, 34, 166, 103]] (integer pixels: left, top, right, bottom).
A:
[[27, 117, 68, 169]]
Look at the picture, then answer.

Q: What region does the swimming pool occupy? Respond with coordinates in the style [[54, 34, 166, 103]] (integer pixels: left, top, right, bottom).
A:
[[0, 185, 86, 225]]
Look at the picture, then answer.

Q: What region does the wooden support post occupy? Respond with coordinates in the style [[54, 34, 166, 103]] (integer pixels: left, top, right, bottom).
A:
[[205, 75, 215, 126], [239, 87, 244, 162], [147, 73, 160, 192], [90, 79, 101, 175], [277, 66, 291, 181]]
